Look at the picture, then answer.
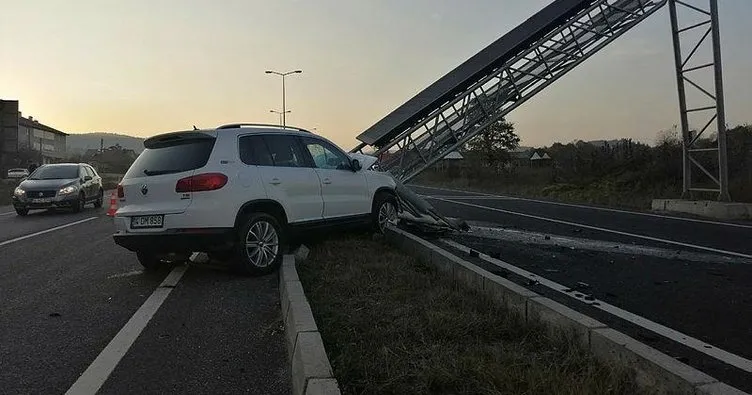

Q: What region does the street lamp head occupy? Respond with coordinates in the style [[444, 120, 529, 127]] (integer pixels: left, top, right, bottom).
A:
[[294, 70, 302, 74], [265, 70, 273, 74]]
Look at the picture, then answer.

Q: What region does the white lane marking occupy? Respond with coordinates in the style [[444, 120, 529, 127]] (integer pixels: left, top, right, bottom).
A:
[[65, 265, 188, 395], [420, 195, 519, 200], [442, 239, 752, 373], [412, 185, 491, 196], [431, 198, 752, 260], [414, 185, 752, 229], [0, 217, 99, 247], [0, 211, 15, 216], [106, 270, 144, 279]]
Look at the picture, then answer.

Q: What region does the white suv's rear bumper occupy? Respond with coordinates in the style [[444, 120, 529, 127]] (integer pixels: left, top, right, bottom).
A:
[[113, 201, 240, 253], [112, 226, 235, 253]]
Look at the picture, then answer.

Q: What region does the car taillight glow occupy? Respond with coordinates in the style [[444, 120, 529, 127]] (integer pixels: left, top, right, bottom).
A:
[[117, 184, 124, 198], [175, 173, 228, 193]]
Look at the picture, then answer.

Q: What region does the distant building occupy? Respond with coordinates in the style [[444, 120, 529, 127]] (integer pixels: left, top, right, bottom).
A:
[[509, 148, 534, 167], [18, 115, 68, 164], [434, 151, 465, 171], [509, 148, 552, 168], [0, 99, 68, 167]]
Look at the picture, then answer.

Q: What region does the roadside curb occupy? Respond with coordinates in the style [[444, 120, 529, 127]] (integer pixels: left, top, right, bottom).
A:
[[279, 255, 342, 395], [384, 225, 749, 395]]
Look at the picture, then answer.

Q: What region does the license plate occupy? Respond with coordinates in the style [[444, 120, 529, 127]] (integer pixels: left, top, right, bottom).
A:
[[131, 215, 164, 229], [32, 198, 53, 204]]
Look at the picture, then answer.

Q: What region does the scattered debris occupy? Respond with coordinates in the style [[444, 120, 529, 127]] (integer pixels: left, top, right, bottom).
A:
[[464, 223, 751, 264], [584, 295, 595, 301], [49, 313, 61, 317], [576, 282, 591, 290], [490, 251, 501, 259], [189, 252, 210, 264], [544, 269, 560, 273], [392, 177, 468, 234]]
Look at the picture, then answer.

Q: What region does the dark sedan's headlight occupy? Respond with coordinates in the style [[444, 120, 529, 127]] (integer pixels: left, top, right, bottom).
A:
[[59, 185, 78, 195], [14, 187, 25, 197]]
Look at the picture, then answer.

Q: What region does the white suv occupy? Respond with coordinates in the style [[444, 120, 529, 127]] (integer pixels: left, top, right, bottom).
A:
[[113, 123, 398, 275]]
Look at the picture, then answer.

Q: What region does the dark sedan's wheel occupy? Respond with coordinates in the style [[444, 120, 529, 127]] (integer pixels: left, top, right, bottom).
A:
[[233, 213, 284, 276], [94, 188, 104, 208], [72, 193, 85, 213], [15, 208, 28, 216]]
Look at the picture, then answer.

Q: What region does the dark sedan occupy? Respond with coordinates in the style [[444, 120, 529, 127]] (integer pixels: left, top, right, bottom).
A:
[[11, 163, 105, 216]]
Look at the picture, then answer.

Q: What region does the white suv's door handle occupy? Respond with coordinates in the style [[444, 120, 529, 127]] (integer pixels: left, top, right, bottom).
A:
[[322, 178, 332, 184], [269, 178, 281, 185]]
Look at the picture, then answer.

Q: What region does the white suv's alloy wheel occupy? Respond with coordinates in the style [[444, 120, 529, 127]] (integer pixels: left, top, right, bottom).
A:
[[378, 201, 397, 232], [245, 220, 279, 268]]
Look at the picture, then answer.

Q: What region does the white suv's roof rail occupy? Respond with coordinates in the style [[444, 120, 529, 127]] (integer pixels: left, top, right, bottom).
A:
[[215, 123, 313, 133]]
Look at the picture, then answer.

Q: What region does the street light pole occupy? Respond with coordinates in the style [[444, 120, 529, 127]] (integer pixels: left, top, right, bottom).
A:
[[270, 109, 291, 127], [265, 69, 302, 128]]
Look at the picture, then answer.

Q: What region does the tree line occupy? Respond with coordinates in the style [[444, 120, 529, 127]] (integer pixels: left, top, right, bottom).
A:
[[419, 119, 752, 206]]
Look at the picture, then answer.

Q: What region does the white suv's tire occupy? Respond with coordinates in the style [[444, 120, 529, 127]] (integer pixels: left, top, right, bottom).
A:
[[234, 212, 284, 276], [372, 191, 398, 234]]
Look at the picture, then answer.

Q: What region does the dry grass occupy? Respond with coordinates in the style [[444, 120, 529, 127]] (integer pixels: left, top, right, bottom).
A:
[[298, 234, 654, 395]]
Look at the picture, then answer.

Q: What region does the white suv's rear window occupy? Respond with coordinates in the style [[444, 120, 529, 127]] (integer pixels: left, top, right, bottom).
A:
[[124, 137, 215, 179]]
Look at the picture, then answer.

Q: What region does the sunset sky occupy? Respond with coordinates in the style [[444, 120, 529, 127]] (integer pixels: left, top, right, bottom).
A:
[[2, 0, 751, 150]]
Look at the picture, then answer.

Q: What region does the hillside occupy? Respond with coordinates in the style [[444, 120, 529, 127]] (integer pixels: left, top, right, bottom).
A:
[[66, 132, 145, 154]]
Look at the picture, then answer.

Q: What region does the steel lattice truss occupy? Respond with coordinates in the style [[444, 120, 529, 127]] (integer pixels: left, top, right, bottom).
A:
[[668, 0, 730, 200], [357, 0, 668, 183]]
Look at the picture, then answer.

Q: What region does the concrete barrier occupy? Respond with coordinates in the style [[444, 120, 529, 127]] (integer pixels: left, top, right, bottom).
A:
[[652, 199, 752, 221], [279, 255, 342, 395], [384, 225, 749, 395]]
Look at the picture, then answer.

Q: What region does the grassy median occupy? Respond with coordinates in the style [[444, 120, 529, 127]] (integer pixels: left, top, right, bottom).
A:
[[297, 234, 652, 395]]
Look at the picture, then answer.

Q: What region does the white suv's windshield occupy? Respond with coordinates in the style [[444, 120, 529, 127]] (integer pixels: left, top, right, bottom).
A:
[[28, 165, 79, 180]]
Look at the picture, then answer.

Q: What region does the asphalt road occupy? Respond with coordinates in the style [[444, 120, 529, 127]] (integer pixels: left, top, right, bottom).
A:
[[410, 185, 752, 393], [0, 204, 289, 395], [3, 185, 751, 393]]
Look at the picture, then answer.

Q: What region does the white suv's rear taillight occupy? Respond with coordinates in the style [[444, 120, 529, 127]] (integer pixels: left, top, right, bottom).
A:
[[175, 173, 228, 193]]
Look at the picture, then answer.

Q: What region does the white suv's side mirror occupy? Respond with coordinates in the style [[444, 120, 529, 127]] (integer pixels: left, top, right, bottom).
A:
[[351, 159, 362, 172]]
